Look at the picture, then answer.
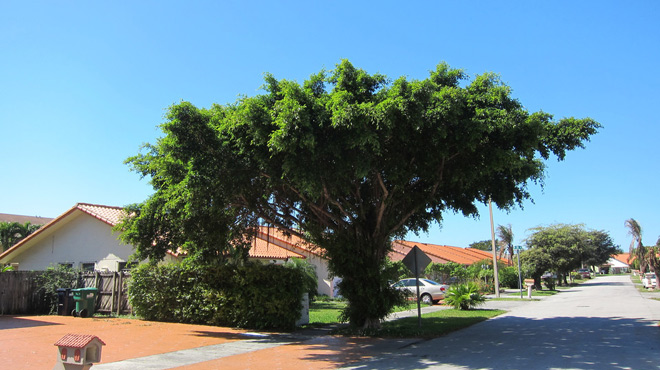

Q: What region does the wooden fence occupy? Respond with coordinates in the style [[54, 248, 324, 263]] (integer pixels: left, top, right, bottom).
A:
[[0, 271, 48, 315], [0, 271, 132, 316], [81, 271, 132, 315]]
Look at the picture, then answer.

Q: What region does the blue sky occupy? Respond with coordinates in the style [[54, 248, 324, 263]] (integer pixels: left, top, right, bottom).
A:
[[1, 1, 658, 251]]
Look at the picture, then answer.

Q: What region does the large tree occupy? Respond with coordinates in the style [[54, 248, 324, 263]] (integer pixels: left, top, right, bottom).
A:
[[524, 224, 620, 285], [120, 60, 599, 328]]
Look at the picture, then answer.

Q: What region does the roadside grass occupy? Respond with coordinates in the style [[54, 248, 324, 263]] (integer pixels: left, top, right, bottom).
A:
[[309, 300, 505, 338], [503, 289, 559, 297], [336, 308, 505, 338], [630, 274, 660, 292], [309, 300, 419, 325]]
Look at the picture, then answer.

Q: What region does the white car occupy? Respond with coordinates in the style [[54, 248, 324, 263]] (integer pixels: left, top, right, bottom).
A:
[[392, 278, 449, 305], [641, 273, 657, 289]]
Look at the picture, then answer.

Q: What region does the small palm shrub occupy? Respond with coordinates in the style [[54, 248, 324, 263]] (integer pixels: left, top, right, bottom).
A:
[[444, 282, 486, 310]]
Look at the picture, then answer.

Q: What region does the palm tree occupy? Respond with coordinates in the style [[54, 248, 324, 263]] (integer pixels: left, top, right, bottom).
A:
[[625, 218, 646, 273], [0, 222, 41, 252], [496, 224, 514, 265]]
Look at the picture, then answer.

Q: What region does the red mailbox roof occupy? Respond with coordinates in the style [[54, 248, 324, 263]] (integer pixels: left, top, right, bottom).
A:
[[54, 334, 106, 348]]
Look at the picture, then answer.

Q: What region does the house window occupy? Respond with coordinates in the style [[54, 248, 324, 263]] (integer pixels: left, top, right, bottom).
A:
[[81, 263, 95, 272], [117, 261, 137, 271]]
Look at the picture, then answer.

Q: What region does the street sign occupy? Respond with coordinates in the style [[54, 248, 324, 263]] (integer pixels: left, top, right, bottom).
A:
[[513, 245, 523, 252], [402, 246, 432, 276], [401, 245, 432, 328]]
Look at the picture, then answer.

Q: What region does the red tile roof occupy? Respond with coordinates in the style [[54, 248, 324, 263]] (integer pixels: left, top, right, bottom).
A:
[[249, 237, 306, 260], [76, 203, 126, 226], [54, 334, 105, 348], [392, 240, 510, 266], [613, 253, 631, 264], [256, 226, 324, 257]]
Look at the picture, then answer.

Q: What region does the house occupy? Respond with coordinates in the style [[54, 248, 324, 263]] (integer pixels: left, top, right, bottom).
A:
[[0, 213, 53, 225], [600, 253, 631, 274], [2, 203, 508, 297], [0, 203, 132, 272], [0, 203, 306, 273]]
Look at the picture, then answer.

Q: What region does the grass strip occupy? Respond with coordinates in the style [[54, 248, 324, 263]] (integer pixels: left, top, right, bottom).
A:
[[336, 308, 505, 338]]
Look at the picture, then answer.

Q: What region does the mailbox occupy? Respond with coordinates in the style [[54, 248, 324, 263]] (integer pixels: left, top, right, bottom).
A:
[[53, 334, 105, 370]]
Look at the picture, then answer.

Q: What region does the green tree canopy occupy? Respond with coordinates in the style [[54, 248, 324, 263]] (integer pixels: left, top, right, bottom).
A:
[[469, 240, 495, 252], [523, 224, 620, 285], [120, 60, 599, 328]]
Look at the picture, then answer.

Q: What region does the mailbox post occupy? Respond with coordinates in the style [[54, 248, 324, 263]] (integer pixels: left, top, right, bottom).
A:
[[524, 279, 535, 299]]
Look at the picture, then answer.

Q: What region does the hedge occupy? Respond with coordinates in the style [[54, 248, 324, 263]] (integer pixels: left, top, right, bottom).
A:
[[128, 262, 306, 330]]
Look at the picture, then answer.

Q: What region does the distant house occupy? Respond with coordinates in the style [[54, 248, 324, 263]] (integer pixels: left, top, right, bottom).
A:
[[0, 213, 53, 225], [601, 253, 630, 274]]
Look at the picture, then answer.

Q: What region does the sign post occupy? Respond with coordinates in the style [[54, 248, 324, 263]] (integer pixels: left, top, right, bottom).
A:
[[514, 245, 523, 299], [402, 245, 432, 327]]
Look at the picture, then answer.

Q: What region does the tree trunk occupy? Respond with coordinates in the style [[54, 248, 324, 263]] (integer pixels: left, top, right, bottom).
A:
[[324, 234, 402, 329]]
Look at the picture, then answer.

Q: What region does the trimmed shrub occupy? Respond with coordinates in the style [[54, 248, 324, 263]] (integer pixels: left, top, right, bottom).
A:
[[128, 262, 305, 330], [499, 266, 520, 289]]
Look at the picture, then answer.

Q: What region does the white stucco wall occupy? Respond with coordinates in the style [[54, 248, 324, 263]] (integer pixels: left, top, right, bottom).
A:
[[304, 253, 333, 297], [8, 211, 132, 272]]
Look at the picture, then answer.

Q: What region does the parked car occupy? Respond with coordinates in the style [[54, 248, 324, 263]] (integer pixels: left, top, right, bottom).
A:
[[541, 272, 557, 279], [642, 273, 657, 289], [392, 278, 448, 305], [577, 268, 591, 279]]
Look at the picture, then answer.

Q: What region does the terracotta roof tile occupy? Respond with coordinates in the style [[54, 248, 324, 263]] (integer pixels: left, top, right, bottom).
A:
[[392, 240, 507, 265], [613, 253, 631, 264], [249, 237, 306, 260], [256, 226, 323, 257], [54, 334, 105, 348], [76, 203, 126, 226]]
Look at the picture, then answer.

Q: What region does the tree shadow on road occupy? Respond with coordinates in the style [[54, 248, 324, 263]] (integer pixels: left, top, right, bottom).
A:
[[299, 316, 660, 370]]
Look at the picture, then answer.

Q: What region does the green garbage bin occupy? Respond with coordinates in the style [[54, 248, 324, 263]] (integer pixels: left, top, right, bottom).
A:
[[71, 288, 98, 318]]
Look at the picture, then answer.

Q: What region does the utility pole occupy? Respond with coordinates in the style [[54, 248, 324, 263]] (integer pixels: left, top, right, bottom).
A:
[[489, 198, 500, 298]]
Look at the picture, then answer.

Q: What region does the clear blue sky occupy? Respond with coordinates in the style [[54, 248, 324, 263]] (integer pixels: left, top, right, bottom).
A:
[[2, 1, 658, 251]]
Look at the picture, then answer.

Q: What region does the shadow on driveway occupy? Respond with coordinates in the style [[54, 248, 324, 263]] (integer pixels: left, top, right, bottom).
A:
[[334, 315, 660, 370], [0, 315, 63, 330]]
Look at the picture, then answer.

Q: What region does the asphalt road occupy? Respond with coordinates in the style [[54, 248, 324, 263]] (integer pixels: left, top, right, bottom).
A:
[[342, 275, 660, 370]]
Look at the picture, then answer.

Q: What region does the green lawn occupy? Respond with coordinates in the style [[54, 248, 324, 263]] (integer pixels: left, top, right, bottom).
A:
[[308, 299, 504, 338], [309, 300, 418, 325], [309, 300, 346, 324], [337, 308, 505, 338]]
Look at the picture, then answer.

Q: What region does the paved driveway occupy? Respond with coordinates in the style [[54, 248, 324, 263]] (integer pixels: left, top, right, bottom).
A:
[[342, 275, 660, 370]]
